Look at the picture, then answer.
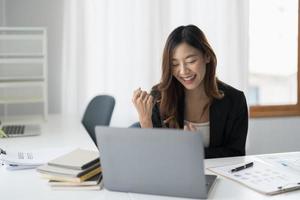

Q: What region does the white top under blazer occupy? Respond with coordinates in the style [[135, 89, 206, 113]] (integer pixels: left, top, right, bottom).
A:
[[184, 120, 210, 148]]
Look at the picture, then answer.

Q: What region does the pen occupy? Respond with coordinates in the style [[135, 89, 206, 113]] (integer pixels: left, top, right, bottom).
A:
[[0, 147, 6, 155], [0, 129, 7, 138], [230, 162, 254, 173]]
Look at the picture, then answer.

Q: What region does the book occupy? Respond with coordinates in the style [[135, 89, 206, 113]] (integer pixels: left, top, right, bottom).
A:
[[208, 160, 300, 195], [48, 148, 99, 170], [37, 162, 100, 177], [48, 173, 102, 186], [40, 166, 101, 183], [50, 180, 104, 191]]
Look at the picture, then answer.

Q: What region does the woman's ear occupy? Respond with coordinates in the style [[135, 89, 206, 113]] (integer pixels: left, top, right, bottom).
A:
[[205, 54, 210, 63]]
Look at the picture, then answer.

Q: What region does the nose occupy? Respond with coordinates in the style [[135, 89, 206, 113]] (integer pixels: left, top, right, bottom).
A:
[[178, 63, 189, 74]]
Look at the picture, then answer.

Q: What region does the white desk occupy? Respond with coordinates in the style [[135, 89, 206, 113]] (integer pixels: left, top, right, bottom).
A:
[[1, 115, 299, 200]]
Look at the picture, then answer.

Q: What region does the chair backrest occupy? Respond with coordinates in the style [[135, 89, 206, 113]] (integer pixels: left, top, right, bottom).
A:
[[82, 95, 115, 145], [129, 122, 141, 128]]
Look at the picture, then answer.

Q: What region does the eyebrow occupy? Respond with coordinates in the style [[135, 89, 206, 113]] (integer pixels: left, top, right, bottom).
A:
[[185, 54, 197, 59], [171, 54, 197, 61]]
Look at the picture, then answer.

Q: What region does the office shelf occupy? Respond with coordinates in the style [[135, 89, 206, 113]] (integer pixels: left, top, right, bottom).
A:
[[0, 27, 47, 122], [0, 98, 44, 104]]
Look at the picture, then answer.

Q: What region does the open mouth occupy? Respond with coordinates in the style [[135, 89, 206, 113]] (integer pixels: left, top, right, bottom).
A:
[[180, 74, 196, 83]]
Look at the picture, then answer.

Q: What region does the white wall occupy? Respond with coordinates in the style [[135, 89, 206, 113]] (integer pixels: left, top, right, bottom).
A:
[[5, 0, 63, 114], [248, 117, 300, 155], [4, 0, 300, 155], [0, 0, 5, 25]]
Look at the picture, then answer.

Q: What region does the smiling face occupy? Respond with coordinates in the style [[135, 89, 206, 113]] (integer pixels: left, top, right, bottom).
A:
[[171, 42, 209, 91]]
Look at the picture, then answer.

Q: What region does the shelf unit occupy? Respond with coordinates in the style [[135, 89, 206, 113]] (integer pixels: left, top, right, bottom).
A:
[[0, 27, 48, 123]]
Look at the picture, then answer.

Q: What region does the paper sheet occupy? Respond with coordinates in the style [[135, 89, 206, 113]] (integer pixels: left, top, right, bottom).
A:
[[208, 160, 300, 195], [257, 152, 300, 174], [0, 147, 73, 170]]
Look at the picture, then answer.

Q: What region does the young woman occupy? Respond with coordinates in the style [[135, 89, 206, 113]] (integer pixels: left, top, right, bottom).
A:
[[132, 25, 248, 158]]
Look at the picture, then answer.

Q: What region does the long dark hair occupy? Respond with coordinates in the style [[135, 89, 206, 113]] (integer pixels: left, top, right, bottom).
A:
[[153, 25, 223, 128]]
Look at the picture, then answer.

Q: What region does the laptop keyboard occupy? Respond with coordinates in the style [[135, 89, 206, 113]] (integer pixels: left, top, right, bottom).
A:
[[2, 125, 25, 135]]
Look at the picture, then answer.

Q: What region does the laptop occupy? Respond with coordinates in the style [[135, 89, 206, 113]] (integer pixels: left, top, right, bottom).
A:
[[0, 121, 41, 138], [95, 126, 217, 199]]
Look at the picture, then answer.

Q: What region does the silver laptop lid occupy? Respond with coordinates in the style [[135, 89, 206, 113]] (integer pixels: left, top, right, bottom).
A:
[[95, 126, 209, 199]]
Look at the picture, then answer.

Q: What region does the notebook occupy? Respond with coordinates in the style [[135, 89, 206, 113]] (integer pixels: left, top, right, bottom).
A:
[[48, 148, 100, 170], [40, 167, 101, 183], [48, 174, 103, 191], [48, 173, 102, 186], [50, 181, 103, 190], [37, 162, 100, 177], [208, 160, 300, 195]]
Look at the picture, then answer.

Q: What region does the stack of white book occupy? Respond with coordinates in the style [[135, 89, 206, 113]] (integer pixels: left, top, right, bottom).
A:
[[37, 148, 102, 190]]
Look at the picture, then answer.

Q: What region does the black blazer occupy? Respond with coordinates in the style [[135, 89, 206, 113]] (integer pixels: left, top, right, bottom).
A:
[[150, 81, 248, 159]]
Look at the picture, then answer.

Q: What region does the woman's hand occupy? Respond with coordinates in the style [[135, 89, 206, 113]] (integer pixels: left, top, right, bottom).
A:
[[132, 88, 154, 128], [184, 122, 197, 132]]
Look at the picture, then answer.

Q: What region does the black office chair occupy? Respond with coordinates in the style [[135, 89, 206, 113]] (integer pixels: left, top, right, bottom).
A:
[[130, 122, 141, 128], [82, 95, 115, 145]]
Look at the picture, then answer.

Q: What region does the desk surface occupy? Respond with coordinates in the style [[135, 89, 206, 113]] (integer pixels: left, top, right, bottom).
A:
[[1, 115, 299, 200]]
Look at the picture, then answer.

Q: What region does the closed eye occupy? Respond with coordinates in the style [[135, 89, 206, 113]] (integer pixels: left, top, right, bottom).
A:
[[187, 60, 196, 64]]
